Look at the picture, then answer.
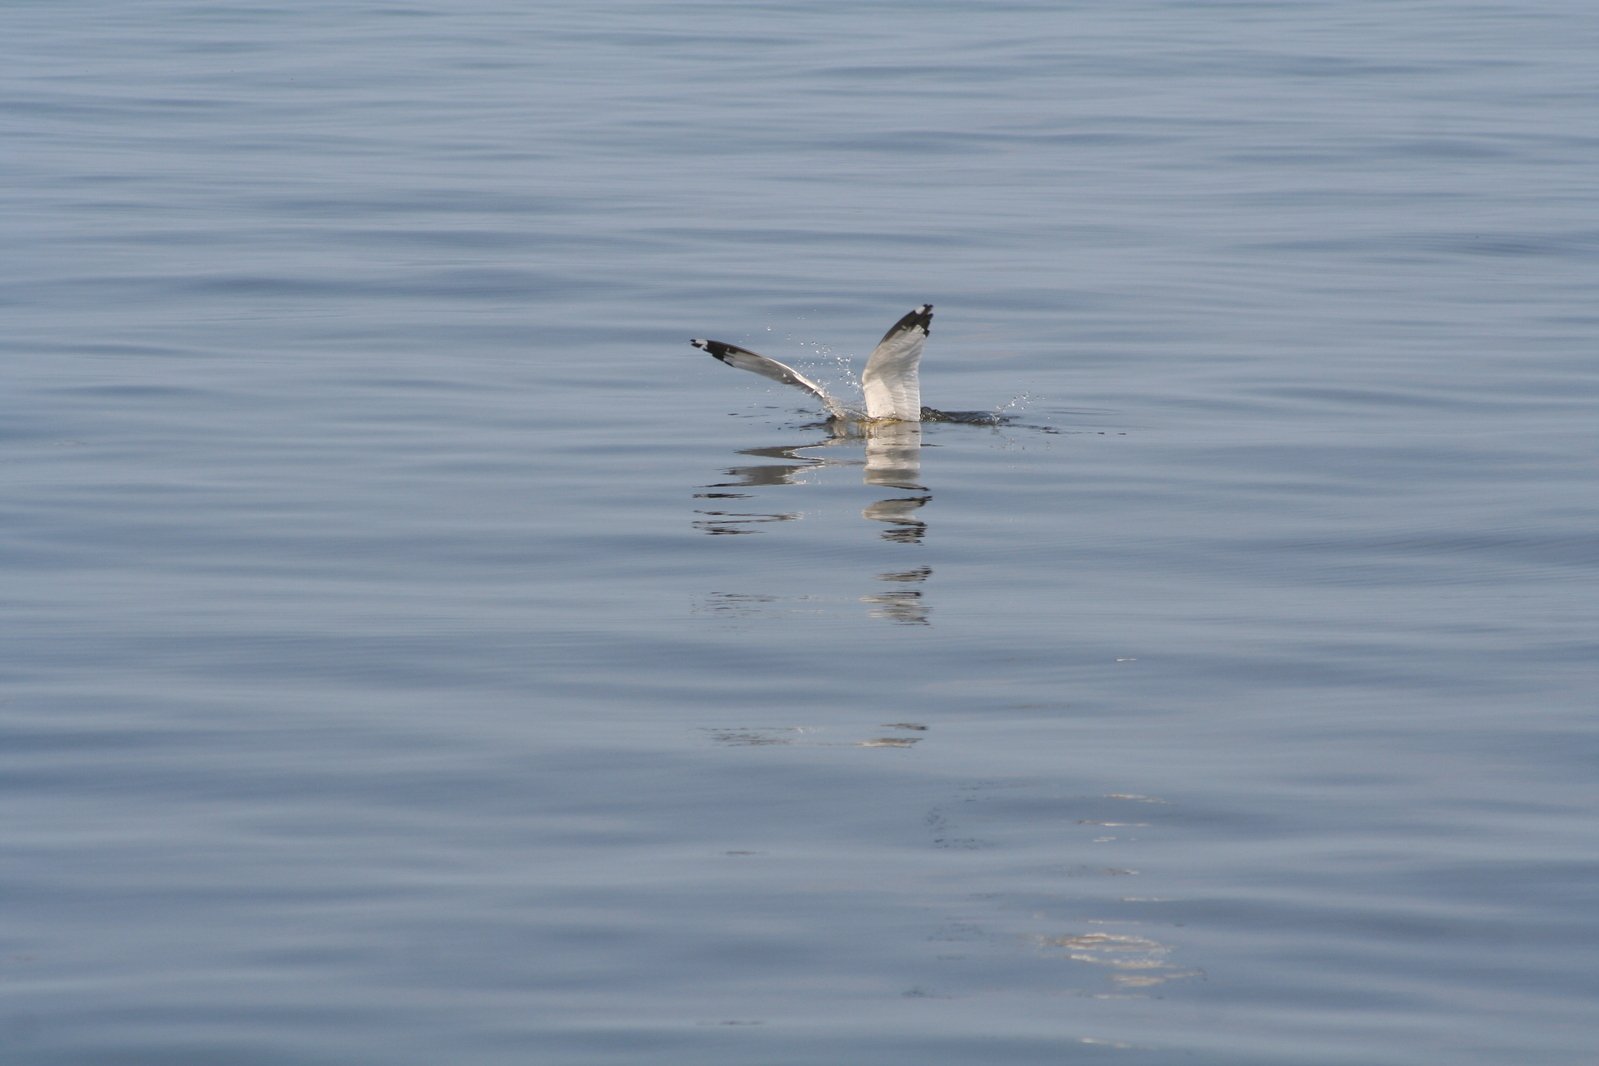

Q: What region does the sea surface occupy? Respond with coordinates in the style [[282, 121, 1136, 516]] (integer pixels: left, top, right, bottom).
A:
[[4, 3, 1597, 1064]]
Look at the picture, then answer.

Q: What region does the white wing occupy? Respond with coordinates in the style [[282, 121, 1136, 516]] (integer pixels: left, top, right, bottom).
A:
[[692, 338, 849, 419], [861, 304, 932, 421]]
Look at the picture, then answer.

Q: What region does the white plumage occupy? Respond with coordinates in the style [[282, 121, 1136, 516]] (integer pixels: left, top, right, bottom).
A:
[[693, 304, 933, 423]]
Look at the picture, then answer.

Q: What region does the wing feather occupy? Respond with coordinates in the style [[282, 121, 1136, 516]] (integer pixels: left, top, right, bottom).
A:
[[860, 304, 932, 421], [692, 338, 848, 419]]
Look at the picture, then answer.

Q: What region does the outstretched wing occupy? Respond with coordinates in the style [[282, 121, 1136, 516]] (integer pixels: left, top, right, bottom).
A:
[[861, 304, 932, 421], [692, 338, 849, 419]]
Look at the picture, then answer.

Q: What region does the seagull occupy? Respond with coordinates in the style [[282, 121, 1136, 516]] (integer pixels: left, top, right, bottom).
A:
[[692, 304, 934, 423]]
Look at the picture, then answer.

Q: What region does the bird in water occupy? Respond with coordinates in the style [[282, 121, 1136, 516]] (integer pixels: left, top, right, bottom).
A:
[[692, 304, 936, 423]]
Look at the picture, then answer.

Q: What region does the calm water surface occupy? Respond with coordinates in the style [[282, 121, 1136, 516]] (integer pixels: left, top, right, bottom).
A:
[[4, 3, 1597, 1064]]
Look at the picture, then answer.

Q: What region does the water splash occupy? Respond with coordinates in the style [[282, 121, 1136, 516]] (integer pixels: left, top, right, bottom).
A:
[[996, 391, 1034, 418]]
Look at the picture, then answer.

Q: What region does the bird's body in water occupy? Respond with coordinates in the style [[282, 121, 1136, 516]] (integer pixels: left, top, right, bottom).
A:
[[693, 304, 956, 424]]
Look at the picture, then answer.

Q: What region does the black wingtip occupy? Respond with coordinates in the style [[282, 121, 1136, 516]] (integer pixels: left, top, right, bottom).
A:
[[691, 338, 735, 365], [880, 304, 934, 344]]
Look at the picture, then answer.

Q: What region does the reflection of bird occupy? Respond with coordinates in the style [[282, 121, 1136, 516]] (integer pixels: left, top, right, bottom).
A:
[[693, 305, 933, 423]]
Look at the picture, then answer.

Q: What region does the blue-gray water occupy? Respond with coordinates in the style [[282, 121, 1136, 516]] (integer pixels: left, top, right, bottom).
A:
[[4, 3, 1597, 1064]]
